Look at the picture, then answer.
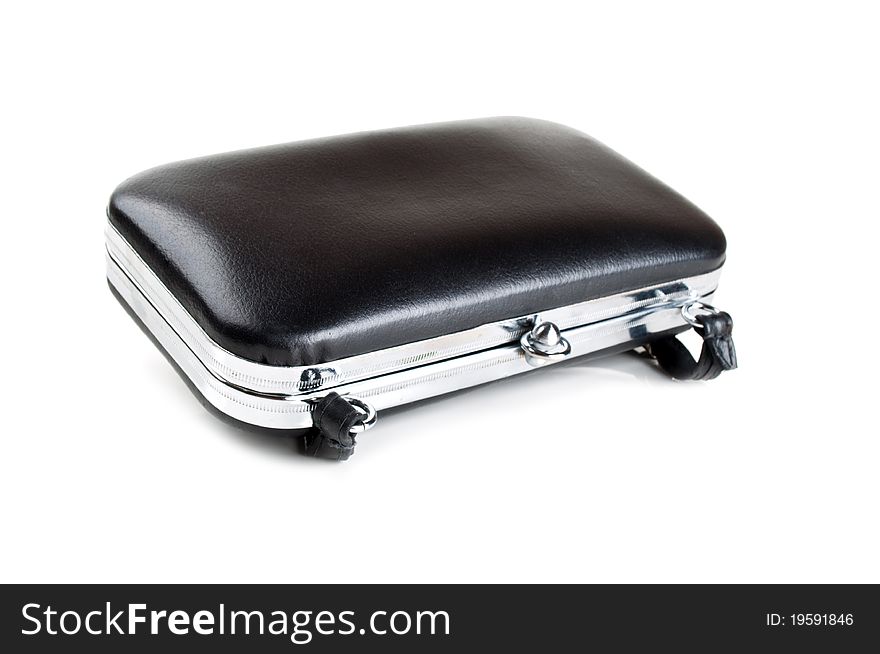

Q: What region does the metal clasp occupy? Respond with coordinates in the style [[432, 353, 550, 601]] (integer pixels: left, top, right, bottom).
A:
[[345, 396, 378, 434], [520, 319, 571, 365], [681, 301, 720, 328]]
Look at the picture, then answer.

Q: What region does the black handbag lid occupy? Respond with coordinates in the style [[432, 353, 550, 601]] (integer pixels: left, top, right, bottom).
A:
[[108, 117, 725, 367]]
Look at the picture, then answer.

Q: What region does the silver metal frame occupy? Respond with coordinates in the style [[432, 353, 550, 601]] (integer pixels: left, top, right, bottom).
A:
[[106, 221, 720, 430]]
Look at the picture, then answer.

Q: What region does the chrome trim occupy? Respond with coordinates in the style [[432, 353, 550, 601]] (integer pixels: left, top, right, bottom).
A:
[[108, 250, 717, 429], [105, 221, 722, 400]]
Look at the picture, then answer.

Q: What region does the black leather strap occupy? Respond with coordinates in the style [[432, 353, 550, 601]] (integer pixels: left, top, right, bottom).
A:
[[305, 392, 365, 461], [648, 312, 737, 381]]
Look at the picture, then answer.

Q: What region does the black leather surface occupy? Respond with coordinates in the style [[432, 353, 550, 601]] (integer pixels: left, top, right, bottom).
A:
[[108, 117, 726, 367]]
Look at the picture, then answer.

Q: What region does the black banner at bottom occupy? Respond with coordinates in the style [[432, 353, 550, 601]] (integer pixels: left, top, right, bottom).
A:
[[1, 584, 877, 651]]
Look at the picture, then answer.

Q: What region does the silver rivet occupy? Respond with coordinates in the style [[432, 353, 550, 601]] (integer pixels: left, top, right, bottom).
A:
[[530, 321, 562, 350], [520, 320, 571, 365]]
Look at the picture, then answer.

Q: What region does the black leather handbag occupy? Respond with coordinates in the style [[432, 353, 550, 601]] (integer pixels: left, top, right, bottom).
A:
[[106, 117, 736, 460]]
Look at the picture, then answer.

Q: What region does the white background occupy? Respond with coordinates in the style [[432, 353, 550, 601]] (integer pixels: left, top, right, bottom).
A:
[[2, 1, 878, 583]]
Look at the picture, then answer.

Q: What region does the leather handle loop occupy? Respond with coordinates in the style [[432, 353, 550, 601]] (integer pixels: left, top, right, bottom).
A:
[[648, 311, 737, 381], [304, 392, 366, 461]]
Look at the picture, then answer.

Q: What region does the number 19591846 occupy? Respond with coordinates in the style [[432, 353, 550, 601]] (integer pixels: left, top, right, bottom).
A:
[[766, 613, 854, 627]]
